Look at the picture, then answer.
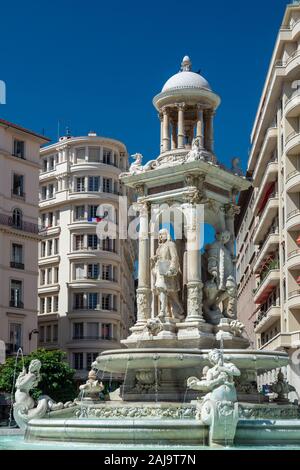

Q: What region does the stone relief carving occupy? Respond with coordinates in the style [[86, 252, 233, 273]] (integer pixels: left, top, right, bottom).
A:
[[186, 137, 205, 162], [13, 359, 75, 430], [144, 317, 164, 337], [75, 405, 196, 420], [151, 228, 184, 322], [269, 370, 296, 402]]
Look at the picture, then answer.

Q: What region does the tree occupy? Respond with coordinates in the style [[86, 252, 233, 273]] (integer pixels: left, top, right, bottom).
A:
[[0, 349, 77, 403]]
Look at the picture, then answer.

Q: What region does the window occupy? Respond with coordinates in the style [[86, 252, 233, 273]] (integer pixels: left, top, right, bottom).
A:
[[102, 265, 112, 280], [11, 243, 23, 269], [41, 241, 46, 257], [46, 297, 52, 313], [88, 205, 98, 219], [9, 323, 22, 352], [13, 140, 25, 159], [43, 159, 48, 172], [12, 174, 24, 197], [54, 238, 59, 255], [103, 178, 112, 193], [75, 263, 85, 280], [49, 156, 55, 171], [46, 325, 51, 342], [54, 267, 59, 283], [47, 240, 53, 256], [73, 353, 83, 370], [86, 352, 98, 370], [48, 212, 53, 227], [75, 205, 85, 220], [41, 186, 47, 200], [103, 149, 111, 165], [102, 238, 114, 252], [75, 235, 84, 251], [48, 184, 54, 199], [10, 280, 23, 308], [39, 326, 45, 343], [41, 213, 47, 228], [76, 177, 85, 192], [88, 147, 100, 162], [40, 297, 45, 314], [102, 323, 112, 340], [75, 147, 86, 163], [102, 294, 111, 311], [73, 322, 83, 339], [47, 268, 52, 284], [88, 264, 99, 279], [88, 293, 98, 309], [88, 176, 100, 192], [87, 322, 98, 339], [53, 324, 58, 342], [74, 293, 84, 309], [55, 211, 60, 226], [88, 234, 98, 250], [12, 208, 22, 229], [40, 269, 46, 285], [53, 296, 59, 312]]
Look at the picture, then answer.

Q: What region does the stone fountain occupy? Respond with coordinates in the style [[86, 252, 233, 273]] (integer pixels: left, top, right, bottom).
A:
[[16, 56, 300, 448]]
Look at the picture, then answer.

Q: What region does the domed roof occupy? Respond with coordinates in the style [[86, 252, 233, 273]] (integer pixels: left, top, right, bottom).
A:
[[162, 56, 211, 93]]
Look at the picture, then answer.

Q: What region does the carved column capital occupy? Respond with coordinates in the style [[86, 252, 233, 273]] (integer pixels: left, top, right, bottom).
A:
[[224, 203, 240, 218], [175, 102, 186, 110]]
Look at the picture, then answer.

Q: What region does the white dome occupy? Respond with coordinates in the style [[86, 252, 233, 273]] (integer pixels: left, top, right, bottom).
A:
[[162, 71, 211, 92]]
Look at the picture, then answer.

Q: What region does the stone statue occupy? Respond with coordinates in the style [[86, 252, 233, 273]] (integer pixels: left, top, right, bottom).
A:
[[231, 157, 243, 176], [187, 349, 240, 446], [151, 228, 184, 321], [13, 359, 67, 430], [79, 369, 105, 401], [186, 137, 204, 162], [203, 231, 237, 324], [269, 370, 296, 402], [120, 153, 157, 177]]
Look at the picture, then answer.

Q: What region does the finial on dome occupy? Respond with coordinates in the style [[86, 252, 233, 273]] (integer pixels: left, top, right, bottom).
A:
[[181, 56, 192, 72]]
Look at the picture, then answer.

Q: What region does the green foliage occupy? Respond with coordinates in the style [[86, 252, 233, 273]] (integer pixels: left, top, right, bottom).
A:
[[0, 349, 77, 403]]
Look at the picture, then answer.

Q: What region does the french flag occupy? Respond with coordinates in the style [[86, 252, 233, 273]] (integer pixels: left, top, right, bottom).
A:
[[88, 216, 103, 223]]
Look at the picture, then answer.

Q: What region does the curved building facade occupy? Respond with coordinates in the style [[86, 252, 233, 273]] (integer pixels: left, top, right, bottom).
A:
[[38, 132, 136, 379]]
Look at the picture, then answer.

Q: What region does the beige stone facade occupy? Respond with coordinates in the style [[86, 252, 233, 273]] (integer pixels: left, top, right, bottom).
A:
[[38, 133, 136, 378], [236, 3, 300, 392], [0, 119, 49, 358]]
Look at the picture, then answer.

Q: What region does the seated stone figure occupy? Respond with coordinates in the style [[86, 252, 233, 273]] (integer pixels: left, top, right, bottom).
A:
[[79, 369, 104, 401], [187, 349, 240, 402]]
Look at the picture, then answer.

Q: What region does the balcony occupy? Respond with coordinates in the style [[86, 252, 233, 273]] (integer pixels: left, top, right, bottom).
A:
[[285, 131, 300, 156], [252, 161, 278, 214], [288, 289, 300, 310], [285, 89, 300, 118], [260, 331, 300, 351], [254, 305, 281, 334], [253, 193, 279, 244], [73, 304, 117, 312], [286, 249, 300, 270], [286, 169, 300, 193], [9, 300, 24, 309], [10, 261, 24, 270], [71, 335, 114, 341], [286, 209, 300, 231], [252, 127, 278, 185], [253, 261, 280, 304], [253, 228, 279, 273], [285, 49, 300, 78], [0, 213, 39, 235]]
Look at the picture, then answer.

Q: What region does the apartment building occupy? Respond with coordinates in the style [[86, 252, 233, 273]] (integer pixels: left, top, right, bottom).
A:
[[236, 2, 300, 391], [38, 132, 136, 378], [0, 118, 49, 358]]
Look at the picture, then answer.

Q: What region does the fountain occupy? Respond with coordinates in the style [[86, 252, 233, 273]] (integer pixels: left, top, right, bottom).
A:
[[9, 56, 300, 448]]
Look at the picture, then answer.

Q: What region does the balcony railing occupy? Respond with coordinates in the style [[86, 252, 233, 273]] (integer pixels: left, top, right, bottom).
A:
[[0, 213, 40, 234], [9, 300, 24, 309], [286, 169, 300, 182], [286, 130, 299, 144], [288, 289, 300, 299], [254, 259, 280, 293], [288, 249, 300, 258], [254, 304, 277, 327], [73, 304, 117, 311], [287, 209, 300, 220], [10, 261, 24, 270], [257, 226, 279, 252]]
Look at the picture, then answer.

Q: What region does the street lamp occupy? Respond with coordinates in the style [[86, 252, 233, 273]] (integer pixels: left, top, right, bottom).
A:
[[29, 329, 39, 341]]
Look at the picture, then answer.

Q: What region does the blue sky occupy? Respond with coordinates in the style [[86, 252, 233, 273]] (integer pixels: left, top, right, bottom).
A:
[[0, 0, 290, 170]]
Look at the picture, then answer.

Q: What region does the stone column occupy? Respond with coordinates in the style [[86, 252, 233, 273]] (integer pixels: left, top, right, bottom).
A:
[[136, 202, 151, 326], [158, 112, 163, 154], [204, 109, 215, 152], [177, 103, 185, 149], [183, 202, 204, 322], [162, 107, 170, 152], [171, 120, 177, 149], [196, 105, 204, 148]]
